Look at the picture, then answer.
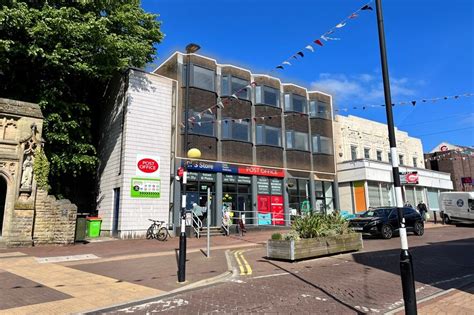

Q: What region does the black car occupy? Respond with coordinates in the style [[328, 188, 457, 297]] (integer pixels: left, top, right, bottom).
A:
[[348, 207, 424, 239]]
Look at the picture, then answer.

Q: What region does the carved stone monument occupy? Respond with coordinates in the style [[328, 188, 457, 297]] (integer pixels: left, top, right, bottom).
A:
[[0, 98, 77, 247]]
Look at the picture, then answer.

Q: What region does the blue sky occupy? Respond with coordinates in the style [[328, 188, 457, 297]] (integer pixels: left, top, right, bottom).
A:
[[142, 0, 473, 152]]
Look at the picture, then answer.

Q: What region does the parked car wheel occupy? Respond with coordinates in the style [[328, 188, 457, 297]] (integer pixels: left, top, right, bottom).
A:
[[381, 224, 393, 239], [414, 221, 424, 236], [443, 215, 451, 225]]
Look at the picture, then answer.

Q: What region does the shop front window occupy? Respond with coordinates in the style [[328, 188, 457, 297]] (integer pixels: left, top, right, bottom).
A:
[[314, 181, 334, 213], [222, 175, 253, 224], [288, 178, 310, 216]]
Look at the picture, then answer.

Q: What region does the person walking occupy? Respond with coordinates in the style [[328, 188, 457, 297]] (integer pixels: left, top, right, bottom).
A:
[[417, 201, 428, 222]]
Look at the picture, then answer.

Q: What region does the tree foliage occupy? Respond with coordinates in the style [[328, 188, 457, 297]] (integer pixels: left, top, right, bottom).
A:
[[0, 0, 163, 205]]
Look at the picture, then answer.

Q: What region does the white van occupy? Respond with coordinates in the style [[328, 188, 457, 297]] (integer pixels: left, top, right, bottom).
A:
[[439, 192, 474, 224]]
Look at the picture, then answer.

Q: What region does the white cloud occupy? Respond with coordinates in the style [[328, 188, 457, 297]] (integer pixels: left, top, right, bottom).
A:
[[310, 73, 418, 105]]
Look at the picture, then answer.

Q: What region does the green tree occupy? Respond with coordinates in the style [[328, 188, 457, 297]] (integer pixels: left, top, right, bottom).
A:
[[0, 0, 163, 207]]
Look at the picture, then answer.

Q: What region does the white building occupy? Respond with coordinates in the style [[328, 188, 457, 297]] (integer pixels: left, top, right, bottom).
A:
[[97, 69, 175, 238], [334, 115, 453, 213]]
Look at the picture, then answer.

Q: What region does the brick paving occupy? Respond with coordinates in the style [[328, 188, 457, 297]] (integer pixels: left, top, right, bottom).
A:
[[100, 225, 473, 314]]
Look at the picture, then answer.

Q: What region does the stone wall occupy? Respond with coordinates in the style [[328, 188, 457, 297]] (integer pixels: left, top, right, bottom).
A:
[[32, 190, 77, 245]]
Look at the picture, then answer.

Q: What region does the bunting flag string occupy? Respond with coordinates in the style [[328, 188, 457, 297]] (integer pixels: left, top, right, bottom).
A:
[[186, 92, 473, 127], [274, 1, 374, 71], [425, 149, 474, 162]]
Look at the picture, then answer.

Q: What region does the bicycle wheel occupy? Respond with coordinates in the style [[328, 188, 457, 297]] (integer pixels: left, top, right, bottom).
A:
[[146, 225, 156, 239], [157, 227, 168, 241]]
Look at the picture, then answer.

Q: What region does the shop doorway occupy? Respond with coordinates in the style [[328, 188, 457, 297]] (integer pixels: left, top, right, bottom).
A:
[[112, 188, 120, 237], [186, 181, 216, 226], [0, 176, 6, 237]]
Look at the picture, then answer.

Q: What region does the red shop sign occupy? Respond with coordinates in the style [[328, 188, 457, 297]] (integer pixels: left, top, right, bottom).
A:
[[137, 158, 159, 173], [238, 166, 284, 178]]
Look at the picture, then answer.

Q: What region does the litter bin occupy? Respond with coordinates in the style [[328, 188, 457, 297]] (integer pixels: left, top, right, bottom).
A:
[[86, 217, 102, 238], [75, 214, 88, 242]]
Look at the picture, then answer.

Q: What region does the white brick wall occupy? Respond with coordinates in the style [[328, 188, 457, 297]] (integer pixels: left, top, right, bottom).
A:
[[97, 77, 127, 232], [119, 70, 174, 237]]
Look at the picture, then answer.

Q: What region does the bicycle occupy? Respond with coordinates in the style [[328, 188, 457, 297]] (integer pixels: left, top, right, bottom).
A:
[[146, 219, 171, 241]]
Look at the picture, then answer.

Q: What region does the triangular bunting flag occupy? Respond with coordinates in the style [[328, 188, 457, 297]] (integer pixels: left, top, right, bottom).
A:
[[336, 23, 346, 28], [314, 39, 323, 46], [297, 51, 304, 57], [276, 65, 284, 69], [411, 101, 416, 106], [197, 122, 201, 126], [283, 61, 292, 66], [349, 13, 358, 19], [231, 94, 238, 100], [361, 5, 373, 11], [208, 108, 213, 114], [197, 113, 202, 119], [217, 97, 224, 109], [251, 81, 257, 87], [305, 45, 314, 52]]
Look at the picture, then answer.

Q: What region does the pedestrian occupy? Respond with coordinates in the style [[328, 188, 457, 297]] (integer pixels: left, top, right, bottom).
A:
[[404, 201, 413, 208], [417, 201, 428, 222]]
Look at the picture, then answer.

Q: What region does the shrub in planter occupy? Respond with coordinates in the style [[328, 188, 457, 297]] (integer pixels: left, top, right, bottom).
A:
[[267, 213, 362, 261], [271, 233, 282, 240]]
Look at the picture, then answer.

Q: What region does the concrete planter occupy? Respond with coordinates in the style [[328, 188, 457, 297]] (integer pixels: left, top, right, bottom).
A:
[[267, 233, 363, 261]]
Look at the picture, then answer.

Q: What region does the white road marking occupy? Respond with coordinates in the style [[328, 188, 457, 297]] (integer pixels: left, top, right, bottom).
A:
[[252, 272, 290, 279], [35, 254, 99, 263]]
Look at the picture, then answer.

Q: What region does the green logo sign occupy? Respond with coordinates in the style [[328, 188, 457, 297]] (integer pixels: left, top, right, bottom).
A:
[[131, 177, 161, 198]]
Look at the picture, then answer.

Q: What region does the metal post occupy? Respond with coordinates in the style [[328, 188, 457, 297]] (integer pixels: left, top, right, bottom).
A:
[[207, 187, 211, 257], [375, 1, 417, 314], [178, 182, 187, 282]]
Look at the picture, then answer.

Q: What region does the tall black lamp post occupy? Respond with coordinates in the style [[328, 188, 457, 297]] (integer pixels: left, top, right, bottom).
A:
[[178, 43, 201, 283], [375, 1, 417, 313]]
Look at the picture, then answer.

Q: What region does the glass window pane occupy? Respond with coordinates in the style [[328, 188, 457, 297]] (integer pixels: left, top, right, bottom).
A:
[[284, 94, 291, 111], [351, 145, 357, 160], [295, 132, 308, 150], [286, 131, 293, 149], [364, 148, 370, 159], [221, 76, 229, 95], [368, 182, 381, 207], [192, 65, 214, 91], [232, 77, 249, 100], [413, 157, 418, 167], [233, 121, 249, 141], [266, 127, 281, 146], [321, 136, 332, 154], [222, 119, 231, 138], [189, 111, 214, 136], [318, 104, 329, 119], [264, 88, 278, 106], [256, 125, 264, 144], [399, 155, 404, 165], [377, 150, 382, 161], [312, 135, 320, 153], [255, 86, 262, 103], [292, 95, 306, 113]]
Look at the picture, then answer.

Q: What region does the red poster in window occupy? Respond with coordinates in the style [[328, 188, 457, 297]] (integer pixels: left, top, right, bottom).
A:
[[257, 195, 270, 213], [271, 195, 284, 225]]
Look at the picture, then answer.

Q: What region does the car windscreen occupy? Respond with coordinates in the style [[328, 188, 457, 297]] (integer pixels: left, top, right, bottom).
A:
[[360, 209, 390, 218]]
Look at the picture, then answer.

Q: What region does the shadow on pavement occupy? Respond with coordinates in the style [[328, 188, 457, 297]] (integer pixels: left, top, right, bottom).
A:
[[265, 260, 364, 314], [351, 237, 474, 294]]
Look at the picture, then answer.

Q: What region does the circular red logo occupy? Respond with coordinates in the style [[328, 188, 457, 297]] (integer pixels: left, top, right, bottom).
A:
[[406, 173, 418, 183], [440, 145, 448, 152], [137, 158, 159, 173]]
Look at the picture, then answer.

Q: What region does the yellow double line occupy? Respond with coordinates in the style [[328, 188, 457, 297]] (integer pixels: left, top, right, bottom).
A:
[[234, 250, 252, 275]]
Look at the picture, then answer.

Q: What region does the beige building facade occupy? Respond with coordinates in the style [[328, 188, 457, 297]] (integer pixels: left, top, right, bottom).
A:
[[334, 115, 453, 214]]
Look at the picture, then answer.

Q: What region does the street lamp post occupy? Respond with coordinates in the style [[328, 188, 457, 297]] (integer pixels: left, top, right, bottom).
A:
[[375, 1, 417, 313], [178, 43, 201, 283]]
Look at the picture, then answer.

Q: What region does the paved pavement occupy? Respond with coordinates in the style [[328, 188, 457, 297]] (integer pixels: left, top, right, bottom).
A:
[[0, 229, 281, 314], [1, 223, 472, 314], [96, 224, 474, 314]]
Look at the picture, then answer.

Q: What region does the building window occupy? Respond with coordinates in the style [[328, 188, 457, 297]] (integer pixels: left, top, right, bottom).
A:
[[364, 148, 370, 159], [399, 154, 404, 165], [288, 178, 310, 215], [187, 111, 215, 136], [315, 181, 334, 213], [222, 118, 250, 142], [284, 94, 307, 113], [351, 145, 358, 160], [388, 152, 392, 163], [184, 64, 215, 91], [309, 101, 331, 119], [286, 131, 309, 151], [413, 157, 417, 167], [255, 86, 280, 107], [376, 150, 382, 161], [256, 125, 281, 146], [312, 135, 333, 154], [221, 75, 250, 100]]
